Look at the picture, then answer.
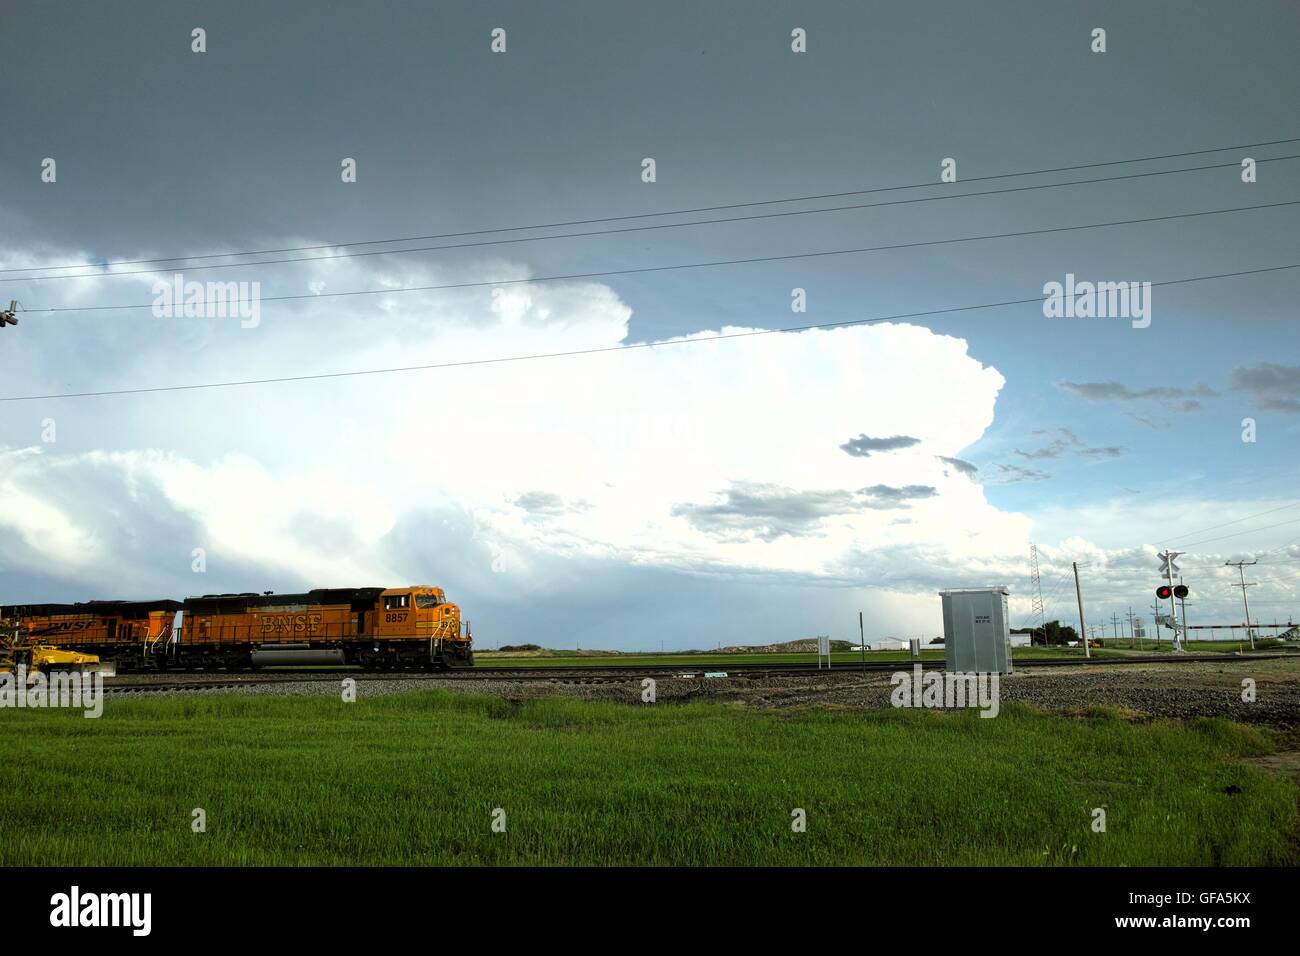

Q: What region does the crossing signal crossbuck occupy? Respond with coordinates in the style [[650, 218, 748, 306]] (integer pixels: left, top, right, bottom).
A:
[[0, 301, 17, 328]]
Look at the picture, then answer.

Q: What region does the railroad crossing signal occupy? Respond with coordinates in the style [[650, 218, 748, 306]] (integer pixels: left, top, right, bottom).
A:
[[1156, 584, 1189, 600], [1158, 552, 1181, 576], [0, 301, 17, 328]]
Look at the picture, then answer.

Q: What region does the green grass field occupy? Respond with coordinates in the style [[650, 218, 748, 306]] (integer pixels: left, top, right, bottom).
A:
[[1100, 639, 1288, 654], [1, 690, 1294, 866]]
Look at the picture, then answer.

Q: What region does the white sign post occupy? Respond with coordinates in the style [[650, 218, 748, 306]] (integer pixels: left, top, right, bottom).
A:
[[1159, 551, 1184, 651]]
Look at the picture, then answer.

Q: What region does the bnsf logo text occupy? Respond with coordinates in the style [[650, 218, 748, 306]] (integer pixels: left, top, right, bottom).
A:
[[260, 614, 322, 636], [51, 621, 95, 631]]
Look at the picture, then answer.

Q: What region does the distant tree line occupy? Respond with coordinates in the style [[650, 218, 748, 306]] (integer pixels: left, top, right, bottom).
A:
[[1013, 621, 1080, 646]]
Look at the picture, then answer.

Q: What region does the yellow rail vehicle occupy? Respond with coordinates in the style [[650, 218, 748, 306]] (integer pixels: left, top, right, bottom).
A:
[[1, 586, 473, 673], [1, 600, 183, 674], [183, 586, 471, 670]]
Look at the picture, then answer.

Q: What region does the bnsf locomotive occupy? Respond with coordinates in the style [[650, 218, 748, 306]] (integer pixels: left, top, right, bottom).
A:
[[0, 586, 472, 672]]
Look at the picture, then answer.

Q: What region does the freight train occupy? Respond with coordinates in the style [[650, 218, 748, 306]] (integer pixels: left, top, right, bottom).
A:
[[0, 585, 472, 673]]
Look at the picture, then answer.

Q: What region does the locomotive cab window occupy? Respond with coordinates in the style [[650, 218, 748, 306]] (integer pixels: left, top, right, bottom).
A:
[[415, 595, 442, 608], [384, 594, 410, 610]]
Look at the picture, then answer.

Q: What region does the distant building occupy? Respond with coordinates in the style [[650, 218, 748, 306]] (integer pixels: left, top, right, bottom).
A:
[[869, 639, 910, 651]]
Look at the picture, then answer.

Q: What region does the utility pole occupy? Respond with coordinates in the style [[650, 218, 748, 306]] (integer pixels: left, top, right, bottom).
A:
[[1110, 612, 1122, 642], [1225, 560, 1258, 650], [1126, 606, 1138, 649], [1149, 604, 1162, 650], [859, 611, 866, 672], [1072, 561, 1090, 659]]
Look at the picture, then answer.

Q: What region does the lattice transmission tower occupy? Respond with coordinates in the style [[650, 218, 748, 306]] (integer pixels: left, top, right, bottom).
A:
[[1029, 543, 1046, 642]]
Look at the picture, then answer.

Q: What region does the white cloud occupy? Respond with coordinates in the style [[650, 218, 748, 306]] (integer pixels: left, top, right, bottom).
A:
[[6, 238, 1293, 639], [0, 244, 1024, 591]]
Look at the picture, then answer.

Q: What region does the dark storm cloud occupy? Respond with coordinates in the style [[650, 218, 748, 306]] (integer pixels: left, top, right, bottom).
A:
[[839, 434, 920, 458], [1015, 428, 1124, 462], [990, 464, 1050, 484], [1077, 445, 1124, 460], [515, 491, 580, 515], [937, 456, 978, 477], [1230, 363, 1300, 413], [674, 481, 937, 540], [1057, 381, 1218, 404], [1129, 414, 1169, 430], [1056, 380, 1217, 421], [672, 484, 861, 540], [1015, 428, 1079, 460], [860, 484, 937, 508]]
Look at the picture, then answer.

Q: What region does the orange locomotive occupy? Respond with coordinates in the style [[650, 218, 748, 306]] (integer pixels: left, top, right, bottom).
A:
[[1, 585, 472, 672]]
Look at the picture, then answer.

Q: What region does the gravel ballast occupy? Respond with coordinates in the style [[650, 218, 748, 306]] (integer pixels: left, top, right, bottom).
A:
[[103, 658, 1300, 726]]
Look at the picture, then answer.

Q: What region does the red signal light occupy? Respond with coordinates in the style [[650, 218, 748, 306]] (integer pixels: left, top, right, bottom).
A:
[[1173, 584, 1189, 598], [1156, 585, 1172, 599]]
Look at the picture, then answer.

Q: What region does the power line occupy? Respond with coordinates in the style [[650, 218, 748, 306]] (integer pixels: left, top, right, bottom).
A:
[[20, 201, 1300, 316], [1029, 567, 1077, 628], [1248, 573, 1300, 584], [10, 155, 1299, 284], [1014, 566, 1073, 630], [7, 258, 1295, 403], [1158, 500, 1300, 544], [1175, 516, 1300, 550], [1259, 533, 1300, 557], [8, 134, 1298, 278], [1078, 563, 1296, 574]]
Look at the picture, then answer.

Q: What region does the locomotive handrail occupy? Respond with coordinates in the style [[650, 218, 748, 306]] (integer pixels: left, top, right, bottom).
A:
[[180, 619, 466, 644]]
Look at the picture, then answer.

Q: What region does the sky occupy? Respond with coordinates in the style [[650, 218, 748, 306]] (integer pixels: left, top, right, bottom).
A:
[[1, 1, 1298, 648]]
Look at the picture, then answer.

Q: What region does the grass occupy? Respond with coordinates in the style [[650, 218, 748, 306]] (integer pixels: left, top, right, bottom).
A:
[[1098, 639, 1288, 653], [0, 690, 1295, 866]]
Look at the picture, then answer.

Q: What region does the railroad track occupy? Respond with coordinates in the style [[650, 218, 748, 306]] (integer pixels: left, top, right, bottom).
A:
[[99, 652, 1293, 694]]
